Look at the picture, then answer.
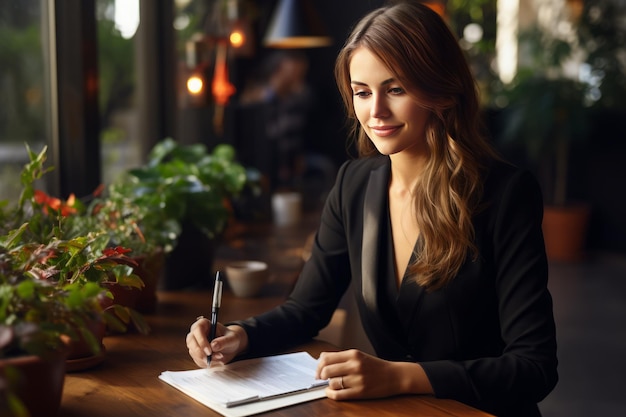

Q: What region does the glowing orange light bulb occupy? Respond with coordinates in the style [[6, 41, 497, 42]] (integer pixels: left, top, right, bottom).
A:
[[230, 30, 245, 48], [187, 75, 204, 95]]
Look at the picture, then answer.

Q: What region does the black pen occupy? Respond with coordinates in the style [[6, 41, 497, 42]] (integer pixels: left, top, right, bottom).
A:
[[207, 271, 223, 367]]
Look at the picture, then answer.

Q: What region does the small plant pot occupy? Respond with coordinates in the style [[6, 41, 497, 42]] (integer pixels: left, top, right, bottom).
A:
[[0, 351, 66, 417], [104, 282, 141, 310], [133, 251, 165, 313], [63, 318, 106, 372], [543, 204, 591, 262]]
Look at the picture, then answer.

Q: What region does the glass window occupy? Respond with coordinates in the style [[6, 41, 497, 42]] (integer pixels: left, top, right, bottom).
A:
[[0, 0, 50, 202], [96, 0, 141, 184]]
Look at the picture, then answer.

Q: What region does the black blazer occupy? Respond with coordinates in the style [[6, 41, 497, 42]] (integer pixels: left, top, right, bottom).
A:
[[237, 156, 558, 416]]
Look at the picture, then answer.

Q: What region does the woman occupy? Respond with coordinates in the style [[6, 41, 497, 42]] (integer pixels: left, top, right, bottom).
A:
[[186, 2, 558, 416]]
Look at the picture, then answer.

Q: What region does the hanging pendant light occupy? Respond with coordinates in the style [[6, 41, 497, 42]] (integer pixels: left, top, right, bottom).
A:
[[263, 0, 332, 48], [211, 41, 236, 106], [212, 40, 236, 135]]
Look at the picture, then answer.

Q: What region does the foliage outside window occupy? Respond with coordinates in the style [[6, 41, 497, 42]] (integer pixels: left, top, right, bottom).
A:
[[96, 0, 141, 185], [446, 0, 499, 106], [0, 1, 49, 203]]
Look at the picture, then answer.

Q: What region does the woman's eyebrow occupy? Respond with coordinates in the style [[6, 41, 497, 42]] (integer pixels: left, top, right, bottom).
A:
[[351, 78, 396, 87]]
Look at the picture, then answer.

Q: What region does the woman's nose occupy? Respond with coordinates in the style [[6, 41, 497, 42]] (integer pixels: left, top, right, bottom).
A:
[[370, 95, 389, 118]]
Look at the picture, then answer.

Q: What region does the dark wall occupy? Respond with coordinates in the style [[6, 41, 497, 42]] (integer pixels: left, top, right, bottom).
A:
[[487, 108, 626, 255], [577, 110, 626, 254], [233, 0, 384, 166], [300, 0, 385, 165]]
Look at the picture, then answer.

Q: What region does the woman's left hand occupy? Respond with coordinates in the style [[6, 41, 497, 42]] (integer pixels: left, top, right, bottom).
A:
[[315, 349, 413, 400]]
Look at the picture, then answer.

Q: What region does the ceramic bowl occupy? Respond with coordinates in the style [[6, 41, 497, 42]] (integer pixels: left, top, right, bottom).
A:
[[225, 261, 269, 297]]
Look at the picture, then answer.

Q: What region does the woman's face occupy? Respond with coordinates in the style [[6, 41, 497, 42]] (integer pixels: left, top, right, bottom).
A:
[[349, 47, 430, 157]]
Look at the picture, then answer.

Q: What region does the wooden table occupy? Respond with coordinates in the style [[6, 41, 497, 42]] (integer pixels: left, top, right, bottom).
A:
[[61, 215, 494, 417]]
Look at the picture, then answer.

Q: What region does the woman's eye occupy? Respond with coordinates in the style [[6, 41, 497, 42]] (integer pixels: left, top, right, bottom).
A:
[[353, 91, 371, 98], [388, 87, 404, 95]]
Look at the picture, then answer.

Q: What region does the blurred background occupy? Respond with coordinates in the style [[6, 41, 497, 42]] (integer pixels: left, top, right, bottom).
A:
[[1, 1, 625, 415]]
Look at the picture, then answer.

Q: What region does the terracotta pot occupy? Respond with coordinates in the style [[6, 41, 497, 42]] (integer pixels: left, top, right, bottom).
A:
[[104, 280, 140, 311], [133, 251, 165, 313], [99, 282, 140, 336], [543, 204, 591, 262], [0, 351, 66, 417], [63, 319, 106, 372], [101, 251, 164, 314]]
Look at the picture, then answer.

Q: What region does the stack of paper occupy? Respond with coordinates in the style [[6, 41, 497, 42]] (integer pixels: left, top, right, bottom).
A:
[[159, 352, 328, 417]]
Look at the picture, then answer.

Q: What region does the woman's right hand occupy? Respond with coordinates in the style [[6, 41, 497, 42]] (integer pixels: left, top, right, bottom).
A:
[[185, 318, 248, 368]]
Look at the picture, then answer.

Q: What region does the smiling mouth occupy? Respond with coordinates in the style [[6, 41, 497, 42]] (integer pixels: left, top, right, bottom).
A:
[[370, 126, 399, 137]]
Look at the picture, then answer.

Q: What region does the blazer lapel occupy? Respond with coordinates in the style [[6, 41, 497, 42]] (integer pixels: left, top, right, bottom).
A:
[[359, 159, 423, 358], [361, 162, 389, 314]]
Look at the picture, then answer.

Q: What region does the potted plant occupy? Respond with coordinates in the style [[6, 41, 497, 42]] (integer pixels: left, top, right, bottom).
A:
[[113, 138, 258, 289], [498, 72, 591, 261], [0, 146, 149, 365], [496, 0, 626, 261], [0, 223, 148, 417], [64, 181, 178, 313], [488, 1, 594, 261], [0, 236, 98, 417]]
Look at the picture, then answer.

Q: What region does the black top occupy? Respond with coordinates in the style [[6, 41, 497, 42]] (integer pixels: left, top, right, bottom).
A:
[[236, 156, 558, 416]]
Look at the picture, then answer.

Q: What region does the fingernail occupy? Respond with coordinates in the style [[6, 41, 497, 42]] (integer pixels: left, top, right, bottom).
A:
[[204, 347, 211, 356]]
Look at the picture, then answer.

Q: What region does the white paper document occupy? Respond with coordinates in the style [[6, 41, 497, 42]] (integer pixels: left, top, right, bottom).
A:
[[159, 351, 328, 417]]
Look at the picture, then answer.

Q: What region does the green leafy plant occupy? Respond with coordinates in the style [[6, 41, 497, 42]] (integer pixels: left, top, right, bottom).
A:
[[0, 224, 150, 417], [64, 182, 179, 257], [116, 138, 257, 242], [0, 145, 152, 416], [0, 145, 149, 348], [0, 227, 147, 359]]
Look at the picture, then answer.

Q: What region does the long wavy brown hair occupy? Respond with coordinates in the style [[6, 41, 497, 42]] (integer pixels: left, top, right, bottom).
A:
[[335, 1, 500, 290]]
